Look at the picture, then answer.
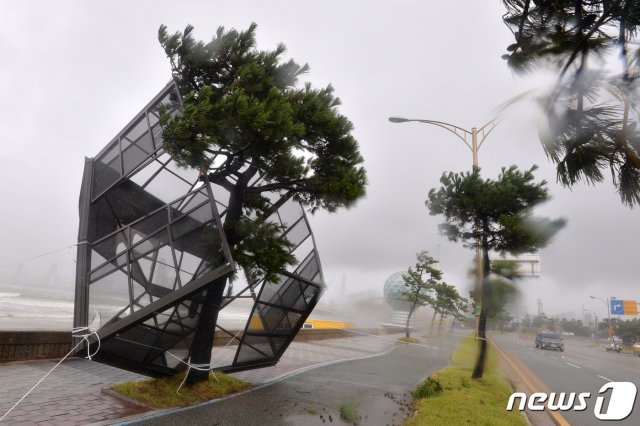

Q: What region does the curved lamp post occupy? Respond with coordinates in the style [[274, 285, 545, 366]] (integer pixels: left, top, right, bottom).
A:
[[388, 116, 500, 332], [387, 117, 500, 167]]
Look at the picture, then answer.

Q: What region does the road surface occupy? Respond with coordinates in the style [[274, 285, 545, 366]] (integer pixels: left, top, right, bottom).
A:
[[494, 334, 640, 425], [120, 333, 462, 425]]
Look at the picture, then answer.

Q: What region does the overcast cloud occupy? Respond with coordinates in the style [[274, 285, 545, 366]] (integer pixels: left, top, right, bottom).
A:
[[0, 0, 636, 321]]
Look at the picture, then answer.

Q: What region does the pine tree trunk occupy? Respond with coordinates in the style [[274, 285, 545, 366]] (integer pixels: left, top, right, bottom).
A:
[[185, 275, 227, 385], [406, 303, 417, 338], [472, 224, 492, 379], [472, 307, 488, 379], [185, 173, 249, 386], [430, 308, 438, 335], [438, 312, 444, 334]]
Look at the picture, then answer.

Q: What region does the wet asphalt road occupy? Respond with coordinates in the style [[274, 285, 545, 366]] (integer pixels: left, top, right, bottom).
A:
[[494, 334, 640, 426], [122, 333, 463, 426]]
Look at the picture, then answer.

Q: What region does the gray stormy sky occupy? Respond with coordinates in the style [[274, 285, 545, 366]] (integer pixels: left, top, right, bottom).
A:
[[0, 0, 636, 321]]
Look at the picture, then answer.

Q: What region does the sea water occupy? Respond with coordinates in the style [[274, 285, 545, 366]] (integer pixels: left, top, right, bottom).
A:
[[0, 289, 253, 331], [0, 291, 75, 331]]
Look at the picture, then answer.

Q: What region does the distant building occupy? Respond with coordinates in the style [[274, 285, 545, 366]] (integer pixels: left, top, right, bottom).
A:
[[489, 251, 541, 278]]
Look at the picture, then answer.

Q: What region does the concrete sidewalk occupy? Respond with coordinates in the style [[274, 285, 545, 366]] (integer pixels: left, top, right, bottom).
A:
[[0, 332, 403, 425]]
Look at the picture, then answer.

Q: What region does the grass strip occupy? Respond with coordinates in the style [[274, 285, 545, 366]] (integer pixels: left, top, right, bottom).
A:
[[110, 371, 252, 409], [339, 403, 359, 423], [398, 337, 421, 344], [406, 336, 526, 426]]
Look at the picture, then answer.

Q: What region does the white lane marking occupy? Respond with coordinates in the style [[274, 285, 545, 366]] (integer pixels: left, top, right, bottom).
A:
[[575, 355, 598, 362], [597, 375, 613, 381], [566, 362, 581, 369]]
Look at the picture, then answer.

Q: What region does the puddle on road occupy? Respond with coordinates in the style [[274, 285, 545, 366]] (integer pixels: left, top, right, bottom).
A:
[[284, 392, 414, 425]]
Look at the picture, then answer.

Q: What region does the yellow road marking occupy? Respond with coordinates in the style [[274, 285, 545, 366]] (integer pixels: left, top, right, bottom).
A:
[[491, 339, 571, 426]]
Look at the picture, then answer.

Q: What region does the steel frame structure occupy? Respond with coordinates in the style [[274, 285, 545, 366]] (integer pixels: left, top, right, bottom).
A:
[[74, 81, 325, 377]]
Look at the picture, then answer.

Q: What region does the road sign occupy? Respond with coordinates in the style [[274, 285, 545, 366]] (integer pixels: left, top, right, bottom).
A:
[[611, 300, 624, 315], [623, 300, 638, 315], [610, 299, 638, 315]]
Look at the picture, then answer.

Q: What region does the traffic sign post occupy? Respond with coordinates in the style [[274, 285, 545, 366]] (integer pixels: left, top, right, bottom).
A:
[[610, 299, 638, 315], [611, 299, 624, 315]]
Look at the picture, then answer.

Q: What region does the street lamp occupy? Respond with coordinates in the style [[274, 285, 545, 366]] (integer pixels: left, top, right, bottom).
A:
[[388, 116, 499, 332], [387, 117, 500, 167], [590, 295, 615, 345]]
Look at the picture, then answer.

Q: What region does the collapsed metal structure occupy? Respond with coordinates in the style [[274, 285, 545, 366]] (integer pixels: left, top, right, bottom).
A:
[[73, 81, 324, 377]]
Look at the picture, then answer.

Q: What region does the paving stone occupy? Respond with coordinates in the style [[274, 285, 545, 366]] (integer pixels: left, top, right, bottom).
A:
[[0, 333, 401, 424]]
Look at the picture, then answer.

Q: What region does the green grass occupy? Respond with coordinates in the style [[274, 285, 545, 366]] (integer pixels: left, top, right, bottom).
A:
[[406, 336, 526, 426], [339, 403, 359, 423], [110, 371, 252, 408], [398, 336, 421, 344]]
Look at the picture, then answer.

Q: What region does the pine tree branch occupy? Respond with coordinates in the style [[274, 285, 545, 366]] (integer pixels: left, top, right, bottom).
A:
[[246, 180, 307, 194]]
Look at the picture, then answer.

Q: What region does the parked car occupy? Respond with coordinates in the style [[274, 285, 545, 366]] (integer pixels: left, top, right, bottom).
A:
[[535, 332, 564, 351], [633, 343, 640, 357]]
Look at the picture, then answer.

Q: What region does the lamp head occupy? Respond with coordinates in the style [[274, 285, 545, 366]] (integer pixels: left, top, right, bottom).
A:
[[388, 117, 409, 123]]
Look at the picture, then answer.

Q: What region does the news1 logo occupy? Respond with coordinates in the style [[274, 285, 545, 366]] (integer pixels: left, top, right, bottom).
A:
[[507, 382, 638, 420]]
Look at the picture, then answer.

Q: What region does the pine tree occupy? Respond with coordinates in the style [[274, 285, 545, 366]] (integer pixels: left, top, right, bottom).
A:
[[158, 24, 367, 384], [501, 0, 640, 207], [426, 165, 564, 378], [401, 252, 440, 338]]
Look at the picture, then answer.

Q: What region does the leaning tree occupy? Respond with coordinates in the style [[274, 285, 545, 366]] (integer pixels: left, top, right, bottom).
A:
[[433, 283, 468, 335], [158, 24, 367, 384], [401, 251, 440, 338], [426, 165, 564, 378]]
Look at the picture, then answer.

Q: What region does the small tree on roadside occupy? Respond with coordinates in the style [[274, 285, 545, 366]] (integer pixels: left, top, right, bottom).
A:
[[158, 24, 367, 385], [433, 284, 468, 335], [426, 165, 565, 379], [401, 252, 440, 338]]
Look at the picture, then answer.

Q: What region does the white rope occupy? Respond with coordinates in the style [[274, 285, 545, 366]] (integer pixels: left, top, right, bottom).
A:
[[0, 327, 101, 422], [0, 243, 80, 270], [71, 327, 101, 360], [114, 330, 242, 395], [173, 329, 243, 394], [174, 358, 216, 395]]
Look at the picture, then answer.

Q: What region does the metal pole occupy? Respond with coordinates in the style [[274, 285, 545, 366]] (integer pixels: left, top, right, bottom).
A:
[[607, 297, 613, 345], [389, 116, 497, 335], [471, 127, 483, 331], [73, 157, 94, 350], [471, 127, 478, 167]]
